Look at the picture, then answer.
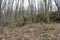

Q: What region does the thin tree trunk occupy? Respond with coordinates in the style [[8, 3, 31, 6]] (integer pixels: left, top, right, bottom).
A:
[[54, 0, 60, 12], [44, 0, 50, 22], [0, 0, 3, 34]]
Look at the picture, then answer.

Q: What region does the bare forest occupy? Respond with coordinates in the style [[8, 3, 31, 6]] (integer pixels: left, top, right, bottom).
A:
[[0, 0, 60, 40]]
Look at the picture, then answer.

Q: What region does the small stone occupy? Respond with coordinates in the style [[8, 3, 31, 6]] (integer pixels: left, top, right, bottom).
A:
[[58, 34, 60, 36], [49, 38, 52, 40], [2, 38, 5, 40], [50, 34, 54, 37]]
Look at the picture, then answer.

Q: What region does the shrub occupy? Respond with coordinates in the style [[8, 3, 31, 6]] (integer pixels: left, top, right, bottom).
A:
[[32, 14, 47, 23], [13, 19, 25, 27], [49, 12, 60, 22]]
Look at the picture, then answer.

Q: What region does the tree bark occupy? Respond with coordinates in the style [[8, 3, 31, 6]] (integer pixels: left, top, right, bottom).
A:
[[0, 0, 3, 34]]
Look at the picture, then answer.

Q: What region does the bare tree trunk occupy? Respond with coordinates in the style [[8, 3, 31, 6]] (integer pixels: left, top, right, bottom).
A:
[[47, 0, 50, 23], [54, 0, 60, 20], [14, 0, 19, 19], [54, 0, 60, 12], [28, 0, 34, 23], [44, 0, 50, 22], [0, 0, 3, 34], [10, 0, 14, 23], [28, 0, 31, 23]]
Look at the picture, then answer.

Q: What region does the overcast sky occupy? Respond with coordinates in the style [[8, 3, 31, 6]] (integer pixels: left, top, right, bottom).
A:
[[2, 0, 59, 11], [23, 0, 58, 11], [52, 0, 58, 11]]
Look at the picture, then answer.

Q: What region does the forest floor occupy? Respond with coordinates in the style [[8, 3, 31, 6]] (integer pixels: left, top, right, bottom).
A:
[[0, 23, 60, 40]]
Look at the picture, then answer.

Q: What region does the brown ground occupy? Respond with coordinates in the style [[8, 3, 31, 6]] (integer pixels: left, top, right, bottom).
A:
[[0, 23, 60, 40]]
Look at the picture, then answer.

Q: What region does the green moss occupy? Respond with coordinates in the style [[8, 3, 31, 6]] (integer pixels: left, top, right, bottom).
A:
[[44, 27, 49, 32], [44, 27, 55, 32], [49, 27, 55, 31]]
